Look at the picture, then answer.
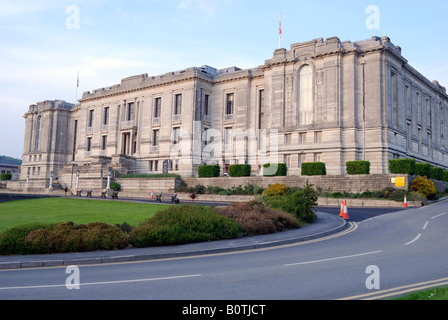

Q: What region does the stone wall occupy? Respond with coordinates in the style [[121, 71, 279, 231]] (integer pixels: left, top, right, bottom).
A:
[[182, 174, 413, 193]]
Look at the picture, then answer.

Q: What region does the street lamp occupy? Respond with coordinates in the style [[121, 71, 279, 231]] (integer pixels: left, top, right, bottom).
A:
[[49, 171, 54, 191], [107, 167, 112, 191], [76, 170, 80, 189]]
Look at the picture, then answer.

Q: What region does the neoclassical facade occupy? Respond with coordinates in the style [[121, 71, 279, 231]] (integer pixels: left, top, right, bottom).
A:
[[21, 36, 448, 184]]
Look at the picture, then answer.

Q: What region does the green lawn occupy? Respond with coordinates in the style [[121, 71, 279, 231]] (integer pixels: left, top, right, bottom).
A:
[[0, 198, 167, 233], [392, 286, 448, 300]]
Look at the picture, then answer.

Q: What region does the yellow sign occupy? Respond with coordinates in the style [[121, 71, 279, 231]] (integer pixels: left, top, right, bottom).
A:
[[395, 177, 405, 187]]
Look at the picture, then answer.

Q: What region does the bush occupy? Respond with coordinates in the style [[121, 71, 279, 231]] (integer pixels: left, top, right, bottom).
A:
[[198, 165, 221, 178], [410, 176, 437, 200], [430, 167, 444, 181], [346, 161, 370, 175], [0, 223, 55, 255], [217, 200, 300, 236], [264, 181, 318, 224], [389, 158, 416, 174], [302, 162, 327, 176], [415, 163, 431, 178], [110, 182, 121, 191], [129, 205, 241, 248], [263, 184, 289, 197], [229, 164, 251, 177], [444, 171, 448, 183], [0, 173, 12, 181], [263, 163, 288, 177], [0, 222, 128, 255]]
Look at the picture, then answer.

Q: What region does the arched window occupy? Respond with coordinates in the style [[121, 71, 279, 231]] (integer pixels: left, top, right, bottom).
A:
[[35, 116, 42, 151], [298, 65, 313, 125]]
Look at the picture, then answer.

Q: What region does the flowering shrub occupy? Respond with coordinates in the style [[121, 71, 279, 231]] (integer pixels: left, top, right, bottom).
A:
[[263, 184, 289, 197], [410, 176, 437, 200]]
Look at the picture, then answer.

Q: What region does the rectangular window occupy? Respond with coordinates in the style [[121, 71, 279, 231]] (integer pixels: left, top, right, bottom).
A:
[[174, 94, 182, 115], [284, 154, 291, 168], [152, 129, 160, 146], [417, 92, 422, 123], [299, 132, 307, 144], [284, 134, 291, 146], [314, 153, 322, 163], [259, 89, 265, 130], [315, 131, 322, 143], [426, 98, 431, 127], [103, 107, 109, 126], [154, 98, 162, 118], [126, 102, 135, 122], [172, 127, 180, 145], [226, 93, 234, 115], [88, 110, 94, 128], [406, 85, 411, 116], [101, 135, 107, 151], [87, 137, 92, 152], [204, 94, 210, 116], [224, 127, 233, 150]]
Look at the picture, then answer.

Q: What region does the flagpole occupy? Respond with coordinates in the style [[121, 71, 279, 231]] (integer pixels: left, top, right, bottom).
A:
[[76, 71, 79, 102], [279, 12, 282, 49]]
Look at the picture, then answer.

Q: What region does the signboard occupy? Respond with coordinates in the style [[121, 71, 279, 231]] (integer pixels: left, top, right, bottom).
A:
[[395, 177, 405, 188]]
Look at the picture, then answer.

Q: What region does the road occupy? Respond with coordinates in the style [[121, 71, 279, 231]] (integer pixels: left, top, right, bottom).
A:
[[0, 201, 447, 306]]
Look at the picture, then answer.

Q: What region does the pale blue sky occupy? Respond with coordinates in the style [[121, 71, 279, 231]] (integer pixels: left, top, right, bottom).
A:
[[1, 0, 448, 158]]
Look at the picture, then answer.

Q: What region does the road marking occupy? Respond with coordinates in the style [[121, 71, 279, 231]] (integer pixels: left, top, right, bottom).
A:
[[422, 221, 429, 230], [405, 234, 422, 246], [431, 212, 447, 220], [284, 250, 383, 267], [339, 277, 448, 300], [0, 274, 202, 291]]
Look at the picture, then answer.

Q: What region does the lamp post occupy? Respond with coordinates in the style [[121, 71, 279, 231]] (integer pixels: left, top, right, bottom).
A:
[[49, 171, 54, 191], [76, 170, 80, 189], [107, 168, 112, 191]]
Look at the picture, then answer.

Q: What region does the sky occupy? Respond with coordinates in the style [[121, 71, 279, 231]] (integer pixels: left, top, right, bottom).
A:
[[1, 0, 448, 159]]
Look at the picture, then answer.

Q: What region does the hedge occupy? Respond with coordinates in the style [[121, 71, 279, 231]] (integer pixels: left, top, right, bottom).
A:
[[0, 173, 12, 181], [229, 164, 251, 177], [301, 162, 327, 176], [389, 159, 416, 174], [415, 162, 431, 178], [198, 165, 220, 178], [263, 163, 288, 177], [346, 161, 371, 175], [430, 166, 444, 181]]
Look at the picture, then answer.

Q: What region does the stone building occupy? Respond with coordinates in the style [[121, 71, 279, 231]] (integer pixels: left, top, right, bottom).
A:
[[20, 36, 448, 188]]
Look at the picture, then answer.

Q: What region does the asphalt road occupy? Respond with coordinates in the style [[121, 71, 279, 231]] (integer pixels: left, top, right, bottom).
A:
[[0, 201, 447, 306]]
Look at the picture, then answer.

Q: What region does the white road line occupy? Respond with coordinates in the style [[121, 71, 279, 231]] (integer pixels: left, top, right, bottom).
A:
[[423, 221, 429, 230], [0, 274, 202, 291], [431, 212, 447, 220], [284, 251, 383, 267], [405, 234, 422, 246]]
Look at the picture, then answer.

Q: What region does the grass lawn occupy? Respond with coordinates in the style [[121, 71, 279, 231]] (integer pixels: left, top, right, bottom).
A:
[[0, 198, 167, 233], [392, 286, 448, 300]]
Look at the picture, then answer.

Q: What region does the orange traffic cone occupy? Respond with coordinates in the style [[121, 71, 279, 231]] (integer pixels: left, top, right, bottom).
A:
[[339, 201, 345, 217], [342, 200, 350, 220], [404, 195, 408, 208]]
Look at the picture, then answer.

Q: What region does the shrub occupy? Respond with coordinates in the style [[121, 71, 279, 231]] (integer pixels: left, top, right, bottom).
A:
[[23, 222, 128, 254], [281, 181, 318, 224], [302, 162, 327, 176], [410, 176, 437, 200], [129, 205, 241, 248], [110, 182, 121, 191], [444, 171, 448, 183], [229, 164, 251, 177], [0, 173, 12, 181], [0, 223, 55, 255], [430, 167, 444, 181], [263, 184, 289, 197], [346, 161, 370, 175], [198, 165, 221, 178], [217, 200, 300, 236], [415, 163, 431, 178], [389, 158, 416, 174], [263, 163, 288, 177]]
